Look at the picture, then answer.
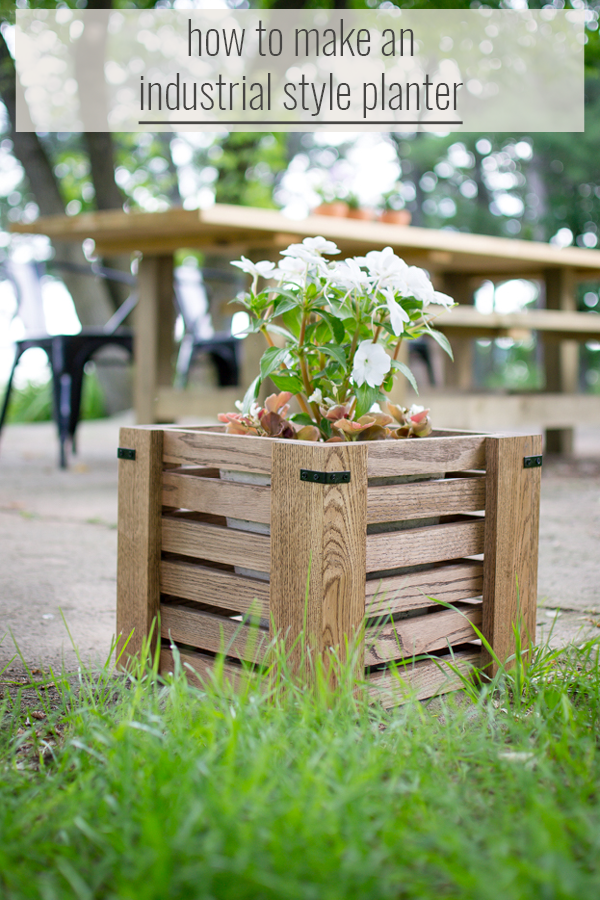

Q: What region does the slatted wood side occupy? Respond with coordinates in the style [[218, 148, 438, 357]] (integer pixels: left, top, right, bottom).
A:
[[162, 471, 271, 523], [163, 429, 273, 473], [366, 560, 483, 616], [365, 517, 484, 572], [364, 603, 482, 665], [161, 603, 269, 664], [116, 427, 164, 667], [367, 475, 485, 524], [482, 434, 542, 673], [366, 435, 486, 478], [162, 516, 271, 571], [161, 559, 269, 617], [368, 649, 482, 706], [270, 442, 367, 676], [160, 646, 253, 691]]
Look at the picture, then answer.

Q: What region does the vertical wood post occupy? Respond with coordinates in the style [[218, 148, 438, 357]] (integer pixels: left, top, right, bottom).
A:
[[270, 442, 368, 679], [134, 255, 175, 424], [482, 433, 542, 674], [116, 426, 164, 669], [441, 273, 476, 390], [544, 267, 578, 455]]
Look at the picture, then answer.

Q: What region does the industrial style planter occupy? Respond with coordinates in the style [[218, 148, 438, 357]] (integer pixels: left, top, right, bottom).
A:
[[116, 425, 542, 705]]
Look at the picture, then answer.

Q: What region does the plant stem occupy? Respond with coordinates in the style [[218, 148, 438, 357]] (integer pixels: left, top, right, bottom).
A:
[[393, 337, 403, 361], [261, 326, 313, 418]]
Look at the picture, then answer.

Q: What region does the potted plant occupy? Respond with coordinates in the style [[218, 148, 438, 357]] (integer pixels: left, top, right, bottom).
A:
[[345, 193, 375, 221], [116, 238, 542, 703], [378, 189, 412, 226]]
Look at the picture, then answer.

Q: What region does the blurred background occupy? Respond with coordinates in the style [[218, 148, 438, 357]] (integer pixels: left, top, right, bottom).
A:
[[1, 0, 599, 427]]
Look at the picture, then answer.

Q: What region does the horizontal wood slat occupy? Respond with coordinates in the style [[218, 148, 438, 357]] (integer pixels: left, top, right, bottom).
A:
[[161, 603, 269, 663], [368, 649, 481, 706], [160, 646, 253, 690], [162, 516, 271, 571], [366, 560, 483, 616], [162, 471, 271, 523], [364, 603, 482, 665], [161, 559, 269, 617], [367, 476, 485, 524], [366, 435, 486, 478], [366, 517, 485, 572], [163, 430, 273, 474]]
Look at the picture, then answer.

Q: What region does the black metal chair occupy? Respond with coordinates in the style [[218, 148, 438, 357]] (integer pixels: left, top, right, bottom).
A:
[[0, 260, 137, 468], [173, 266, 240, 389]]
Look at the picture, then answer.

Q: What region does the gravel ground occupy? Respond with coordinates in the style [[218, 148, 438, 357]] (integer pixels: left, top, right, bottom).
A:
[[0, 415, 599, 680]]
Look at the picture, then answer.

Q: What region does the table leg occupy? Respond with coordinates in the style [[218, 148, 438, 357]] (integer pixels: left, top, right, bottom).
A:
[[135, 255, 175, 424], [544, 268, 577, 455]]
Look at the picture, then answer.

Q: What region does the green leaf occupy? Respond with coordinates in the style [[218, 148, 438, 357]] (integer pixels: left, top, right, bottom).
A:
[[269, 372, 305, 394], [282, 308, 302, 337], [391, 360, 419, 394], [426, 328, 454, 360], [318, 310, 346, 344], [242, 375, 261, 415], [260, 347, 289, 380], [320, 345, 347, 367], [355, 383, 383, 419], [273, 296, 301, 316], [265, 323, 297, 343], [290, 412, 315, 427], [319, 417, 332, 439]]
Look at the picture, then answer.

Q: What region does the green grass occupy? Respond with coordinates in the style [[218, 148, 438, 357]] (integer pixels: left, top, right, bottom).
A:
[[4, 371, 106, 424], [1, 636, 600, 900]]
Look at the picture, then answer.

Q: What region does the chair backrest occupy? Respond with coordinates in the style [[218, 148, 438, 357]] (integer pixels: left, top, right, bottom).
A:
[[0, 259, 138, 338], [2, 261, 48, 335], [173, 266, 214, 340]]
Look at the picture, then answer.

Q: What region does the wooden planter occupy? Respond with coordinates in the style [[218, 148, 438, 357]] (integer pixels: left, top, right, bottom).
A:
[[116, 426, 542, 705]]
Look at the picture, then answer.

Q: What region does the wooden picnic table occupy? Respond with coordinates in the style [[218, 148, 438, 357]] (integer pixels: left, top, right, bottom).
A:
[[12, 203, 600, 453]]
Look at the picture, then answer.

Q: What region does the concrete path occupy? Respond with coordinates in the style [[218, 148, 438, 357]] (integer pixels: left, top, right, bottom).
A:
[[1, 416, 599, 677]]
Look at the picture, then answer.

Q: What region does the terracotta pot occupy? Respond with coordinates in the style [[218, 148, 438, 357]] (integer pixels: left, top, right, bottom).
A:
[[314, 202, 349, 217], [379, 209, 412, 226], [347, 207, 376, 221]]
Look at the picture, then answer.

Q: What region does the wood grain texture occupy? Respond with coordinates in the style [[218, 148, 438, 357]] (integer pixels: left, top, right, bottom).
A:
[[366, 560, 483, 616], [270, 442, 367, 674], [160, 646, 252, 691], [134, 256, 175, 425], [116, 427, 163, 666], [364, 603, 482, 665], [161, 603, 269, 663], [161, 559, 269, 617], [368, 649, 482, 706], [162, 516, 271, 571], [367, 475, 485, 524], [366, 517, 485, 573], [162, 470, 271, 523], [366, 435, 486, 478], [163, 429, 273, 473], [482, 434, 542, 673]]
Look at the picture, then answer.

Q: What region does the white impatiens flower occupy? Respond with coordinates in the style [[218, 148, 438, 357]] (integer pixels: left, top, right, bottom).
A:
[[383, 288, 410, 336], [351, 341, 392, 388], [331, 258, 373, 292], [272, 256, 308, 285], [301, 236, 340, 255], [394, 266, 454, 308], [356, 247, 408, 287], [231, 257, 277, 280]]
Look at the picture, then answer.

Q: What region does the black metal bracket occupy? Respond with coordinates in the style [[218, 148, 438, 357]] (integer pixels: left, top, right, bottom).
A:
[[523, 455, 542, 469], [117, 447, 136, 461], [300, 469, 351, 485]]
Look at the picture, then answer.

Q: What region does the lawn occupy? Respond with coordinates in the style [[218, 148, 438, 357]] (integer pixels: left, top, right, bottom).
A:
[[1, 637, 600, 900]]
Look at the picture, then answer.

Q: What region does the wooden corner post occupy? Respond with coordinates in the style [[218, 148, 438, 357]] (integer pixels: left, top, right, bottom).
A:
[[270, 442, 368, 678], [116, 426, 164, 669], [482, 434, 542, 674]]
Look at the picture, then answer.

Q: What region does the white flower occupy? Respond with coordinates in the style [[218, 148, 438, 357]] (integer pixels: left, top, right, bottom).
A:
[[383, 288, 410, 336], [281, 243, 321, 263], [396, 266, 435, 305], [351, 341, 392, 388], [331, 258, 373, 292], [308, 388, 323, 404], [272, 256, 307, 285], [356, 247, 408, 287], [431, 290, 455, 309], [231, 257, 277, 280], [301, 236, 340, 255]]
